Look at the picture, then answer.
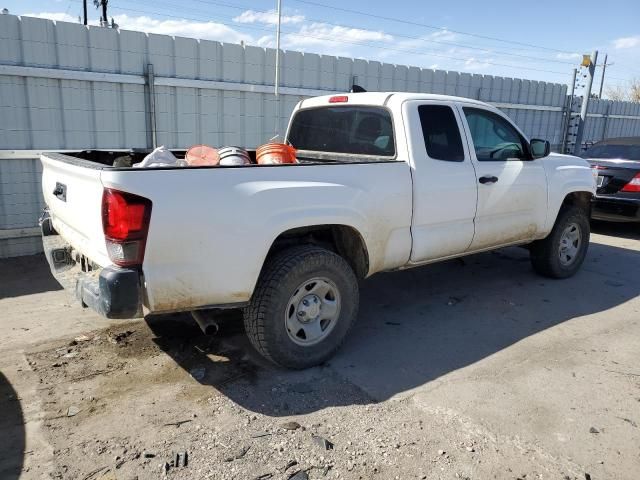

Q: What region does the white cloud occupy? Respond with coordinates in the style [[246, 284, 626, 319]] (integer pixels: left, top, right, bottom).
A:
[[555, 52, 581, 60], [426, 29, 458, 43], [464, 57, 491, 71], [280, 23, 393, 58], [25, 12, 87, 23], [613, 35, 640, 49], [377, 30, 464, 64], [25, 12, 254, 45], [113, 15, 252, 44], [234, 9, 304, 25], [256, 35, 274, 48], [286, 22, 392, 49]]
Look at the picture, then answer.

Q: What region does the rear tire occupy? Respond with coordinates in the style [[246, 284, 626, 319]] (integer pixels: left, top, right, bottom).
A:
[[244, 245, 359, 369], [530, 205, 590, 278]]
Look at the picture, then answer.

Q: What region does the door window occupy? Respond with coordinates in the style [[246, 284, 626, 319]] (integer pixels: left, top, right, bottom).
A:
[[418, 105, 465, 161], [463, 107, 527, 161]]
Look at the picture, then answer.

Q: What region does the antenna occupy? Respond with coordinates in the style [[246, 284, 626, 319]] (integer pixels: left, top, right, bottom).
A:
[[274, 0, 282, 137]]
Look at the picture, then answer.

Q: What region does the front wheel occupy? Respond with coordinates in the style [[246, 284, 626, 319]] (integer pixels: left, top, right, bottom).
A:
[[244, 245, 359, 369], [530, 205, 590, 278]]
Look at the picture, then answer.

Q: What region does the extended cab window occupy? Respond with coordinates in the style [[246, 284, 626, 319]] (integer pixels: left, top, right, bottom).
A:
[[288, 106, 395, 156], [418, 105, 464, 161], [463, 107, 527, 161]]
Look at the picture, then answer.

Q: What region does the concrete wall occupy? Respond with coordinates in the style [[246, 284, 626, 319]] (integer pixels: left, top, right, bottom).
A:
[[0, 157, 43, 257], [0, 13, 639, 257]]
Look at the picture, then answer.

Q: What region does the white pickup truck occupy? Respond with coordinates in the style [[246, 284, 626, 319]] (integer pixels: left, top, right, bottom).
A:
[[40, 92, 596, 368]]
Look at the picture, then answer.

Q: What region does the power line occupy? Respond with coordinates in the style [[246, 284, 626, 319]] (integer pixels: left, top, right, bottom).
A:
[[109, 3, 575, 80], [119, 0, 574, 71], [165, 0, 640, 78], [74, 0, 637, 82], [157, 0, 581, 66], [290, 0, 578, 55], [66, 0, 635, 85]]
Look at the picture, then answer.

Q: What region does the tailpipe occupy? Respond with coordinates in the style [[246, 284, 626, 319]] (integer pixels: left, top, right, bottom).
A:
[[191, 310, 219, 335]]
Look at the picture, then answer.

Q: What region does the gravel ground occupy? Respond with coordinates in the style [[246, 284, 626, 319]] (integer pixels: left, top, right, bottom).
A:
[[1, 221, 639, 480]]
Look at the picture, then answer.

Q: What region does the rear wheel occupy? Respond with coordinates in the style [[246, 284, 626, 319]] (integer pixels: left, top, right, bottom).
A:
[[244, 245, 359, 369], [530, 205, 590, 278]]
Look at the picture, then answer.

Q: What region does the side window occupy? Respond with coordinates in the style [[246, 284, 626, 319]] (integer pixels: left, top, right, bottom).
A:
[[418, 105, 465, 161], [462, 107, 527, 161]]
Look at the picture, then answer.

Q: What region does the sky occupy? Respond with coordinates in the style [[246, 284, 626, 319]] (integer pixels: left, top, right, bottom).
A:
[[3, 0, 640, 95]]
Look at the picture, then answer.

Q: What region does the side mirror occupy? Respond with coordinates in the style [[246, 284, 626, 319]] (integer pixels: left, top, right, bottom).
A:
[[530, 138, 550, 159]]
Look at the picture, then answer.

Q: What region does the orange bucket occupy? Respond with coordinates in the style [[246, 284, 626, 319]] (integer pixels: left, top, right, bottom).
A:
[[256, 143, 297, 165], [185, 145, 220, 166]]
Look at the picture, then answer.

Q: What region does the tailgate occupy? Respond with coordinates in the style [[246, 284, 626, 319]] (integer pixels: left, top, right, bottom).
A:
[[41, 153, 110, 266]]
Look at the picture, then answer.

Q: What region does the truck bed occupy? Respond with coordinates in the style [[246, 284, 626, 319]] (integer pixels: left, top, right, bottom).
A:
[[49, 148, 396, 170], [40, 149, 413, 314]]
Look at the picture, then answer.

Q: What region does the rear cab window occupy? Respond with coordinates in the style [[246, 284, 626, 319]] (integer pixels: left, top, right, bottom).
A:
[[287, 106, 395, 158]]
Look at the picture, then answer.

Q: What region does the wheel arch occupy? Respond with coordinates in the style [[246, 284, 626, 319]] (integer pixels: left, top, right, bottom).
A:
[[546, 190, 593, 232], [263, 224, 370, 280], [561, 191, 593, 212]]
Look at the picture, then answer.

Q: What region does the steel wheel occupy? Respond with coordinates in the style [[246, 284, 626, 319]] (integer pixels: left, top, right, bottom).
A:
[[285, 277, 341, 346], [558, 222, 581, 266]]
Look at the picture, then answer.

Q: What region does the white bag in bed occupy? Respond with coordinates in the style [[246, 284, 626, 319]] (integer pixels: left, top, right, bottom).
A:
[[133, 146, 184, 168]]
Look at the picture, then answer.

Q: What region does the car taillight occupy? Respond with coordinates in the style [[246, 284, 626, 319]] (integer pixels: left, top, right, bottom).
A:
[[621, 173, 640, 192], [102, 189, 152, 267], [329, 95, 348, 103]]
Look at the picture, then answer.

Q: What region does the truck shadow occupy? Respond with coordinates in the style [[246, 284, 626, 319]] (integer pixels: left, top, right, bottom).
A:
[[145, 231, 639, 416], [0, 254, 63, 299], [591, 219, 640, 240], [0, 372, 25, 480]]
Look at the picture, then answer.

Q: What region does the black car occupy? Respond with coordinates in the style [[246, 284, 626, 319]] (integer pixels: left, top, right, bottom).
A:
[[581, 137, 640, 222]]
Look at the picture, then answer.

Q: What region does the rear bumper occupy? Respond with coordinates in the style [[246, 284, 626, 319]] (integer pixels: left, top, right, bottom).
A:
[[41, 210, 143, 319], [591, 196, 640, 223]]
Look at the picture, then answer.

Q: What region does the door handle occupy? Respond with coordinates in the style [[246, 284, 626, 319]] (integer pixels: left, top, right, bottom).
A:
[[478, 175, 498, 184]]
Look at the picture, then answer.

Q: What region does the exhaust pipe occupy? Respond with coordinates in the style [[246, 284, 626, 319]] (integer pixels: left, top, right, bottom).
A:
[[191, 311, 219, 335]]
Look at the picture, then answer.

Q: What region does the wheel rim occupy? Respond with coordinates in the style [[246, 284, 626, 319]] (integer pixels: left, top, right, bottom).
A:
[[558, 222, 582, 266], [285, 277, 341, 346]]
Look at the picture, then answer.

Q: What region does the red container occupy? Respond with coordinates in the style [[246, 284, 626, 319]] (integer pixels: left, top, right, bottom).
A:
[[185, 145, 220, 166], [256, 143, 297, 165]]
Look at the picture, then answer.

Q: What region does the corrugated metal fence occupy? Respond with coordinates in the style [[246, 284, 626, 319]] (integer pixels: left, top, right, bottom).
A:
[[577, 97, 640, 145], [0, 14, 639, 257]]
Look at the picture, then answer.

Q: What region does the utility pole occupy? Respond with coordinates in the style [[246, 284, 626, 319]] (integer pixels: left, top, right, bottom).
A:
[[561, 68, 577, 154], [598, 53, 608, 99], [573, 50, 598, 154], [94, 0, 108, 26], [274, 0, 282, 136], [83, 0, 88, 25]]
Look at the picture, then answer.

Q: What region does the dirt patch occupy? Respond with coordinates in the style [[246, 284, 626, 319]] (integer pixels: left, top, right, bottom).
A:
[[24, 312, 591, 480]]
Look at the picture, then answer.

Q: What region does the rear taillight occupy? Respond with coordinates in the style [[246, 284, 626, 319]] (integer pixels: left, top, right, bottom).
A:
[[621, 173, 640, 192], [329, 95, 348, 103], [102, 189, 152, 267]]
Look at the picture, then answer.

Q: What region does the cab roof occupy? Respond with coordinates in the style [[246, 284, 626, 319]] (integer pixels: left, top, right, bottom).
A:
[[299, 91, 492, 109]]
